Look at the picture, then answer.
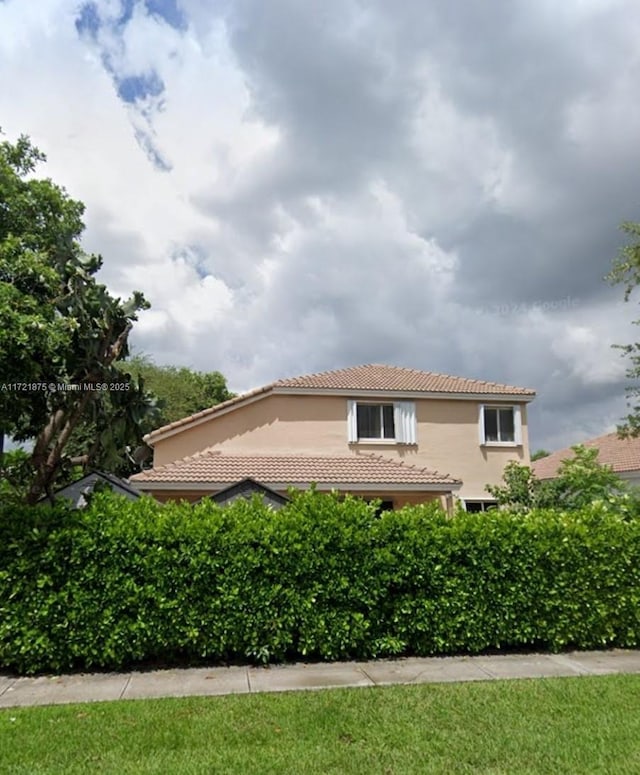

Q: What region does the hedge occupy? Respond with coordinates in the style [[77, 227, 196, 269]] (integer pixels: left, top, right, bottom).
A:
[[1, 490, 639, 674]]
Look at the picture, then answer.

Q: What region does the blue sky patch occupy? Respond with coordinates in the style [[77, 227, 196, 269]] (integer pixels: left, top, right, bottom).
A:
[[134, 128, 172, 172], [73, 1, 180, 171], [75, 0, 186, 38], [117, 71, 165, 104], [116, 0, 136, 28], [75, 2, 101, 38], [145, 0, 187, 31]]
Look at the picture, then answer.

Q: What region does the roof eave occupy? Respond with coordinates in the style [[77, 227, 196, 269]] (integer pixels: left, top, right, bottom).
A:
[[143, 389, 273, 446], [132, 480, 462, 492], [274, 386, 535, 401]]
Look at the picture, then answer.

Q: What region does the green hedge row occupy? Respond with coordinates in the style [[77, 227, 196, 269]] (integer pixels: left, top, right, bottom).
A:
[[1, 490, 640, 674]]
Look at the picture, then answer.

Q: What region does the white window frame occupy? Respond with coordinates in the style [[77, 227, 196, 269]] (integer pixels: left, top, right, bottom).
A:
[[462, 499, 499, 512], [348, 400, 416, 444], [479, 404, 522, 446]]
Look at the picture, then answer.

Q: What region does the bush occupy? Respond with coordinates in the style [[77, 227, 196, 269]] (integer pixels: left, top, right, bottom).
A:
[[1, 491, 640, 674], [487, 445, 630, 512]]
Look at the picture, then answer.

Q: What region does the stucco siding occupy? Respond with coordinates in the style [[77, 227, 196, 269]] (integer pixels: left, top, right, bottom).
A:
[[152, 395, 349, 464], [150, 393, 529, 498], [414, 399, 529, 499]]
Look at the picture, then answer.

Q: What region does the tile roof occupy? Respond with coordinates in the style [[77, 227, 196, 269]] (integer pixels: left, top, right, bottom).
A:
[[145, 364, 535, 443], [275, 364, 536, 395], [531, 432, 640, 479], [130, 451, 461, 487]]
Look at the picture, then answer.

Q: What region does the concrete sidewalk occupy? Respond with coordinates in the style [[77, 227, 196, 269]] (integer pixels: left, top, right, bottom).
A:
[[1, 649, 640, 709]]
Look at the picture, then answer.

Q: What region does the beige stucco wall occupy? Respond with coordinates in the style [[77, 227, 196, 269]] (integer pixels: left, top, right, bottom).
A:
[[412, 398, 530, 500], [152, 394, 348, 465], [151, 393, 529, 500]]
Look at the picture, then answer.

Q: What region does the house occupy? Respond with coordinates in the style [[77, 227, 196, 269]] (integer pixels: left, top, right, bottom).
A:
[[43, 471, 142, 508], [130, 363, 536, 511], [532, 432, 640, 486]]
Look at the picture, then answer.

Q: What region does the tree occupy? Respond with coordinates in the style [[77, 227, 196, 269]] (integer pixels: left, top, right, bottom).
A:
[[550, 444, 625, 509], [0, 132, 154, 503], [123, 355, 234, 426], [64, 355, 234, 476], [486, 445, 625, 511], [485, 461, 564, 512], [607, 221, 640, 436], [0, 448, 32, 503]]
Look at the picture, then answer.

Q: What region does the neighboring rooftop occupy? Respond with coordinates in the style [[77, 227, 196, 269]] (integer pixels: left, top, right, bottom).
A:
[[532, 432, 640, 479], [130, 451, 461, 487], [145, 363, 536, 443]]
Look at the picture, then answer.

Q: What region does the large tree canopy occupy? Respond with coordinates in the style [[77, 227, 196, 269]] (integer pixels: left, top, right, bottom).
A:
[[608, 221, 640, 436], [0, 133, 154, 503], [123, 355, 234, 427], [65, 355, 234, 476]]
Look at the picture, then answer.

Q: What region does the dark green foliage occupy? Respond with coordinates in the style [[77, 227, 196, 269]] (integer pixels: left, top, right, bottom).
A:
[[121, 354, 235, 427], [608, 220, 640, 436], [1, 491, 640, 675], [530, 449, 550, 461], [0, 132, 154, 501], [63, 355, 234, 477], [0, 448, 32, 503]]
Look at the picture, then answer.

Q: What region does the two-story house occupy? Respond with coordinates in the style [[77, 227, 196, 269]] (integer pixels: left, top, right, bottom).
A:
[[130, 364, 535, 511]]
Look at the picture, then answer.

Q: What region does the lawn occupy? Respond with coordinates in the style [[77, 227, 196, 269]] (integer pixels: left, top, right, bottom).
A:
[[1, 674, 639, 774]]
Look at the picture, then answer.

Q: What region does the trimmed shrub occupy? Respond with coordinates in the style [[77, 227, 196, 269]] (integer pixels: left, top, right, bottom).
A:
[[1, 492, 639, 674]]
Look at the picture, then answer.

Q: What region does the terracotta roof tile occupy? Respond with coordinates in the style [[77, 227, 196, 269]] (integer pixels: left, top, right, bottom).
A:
[[275, 364, 536, 395], [130, 451, 461, 487], [532, 432, 640, 479], [145, 364, 535, 443]]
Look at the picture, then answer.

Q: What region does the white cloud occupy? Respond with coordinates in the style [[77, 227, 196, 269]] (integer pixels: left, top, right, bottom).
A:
[[2, 0, 640, 451]]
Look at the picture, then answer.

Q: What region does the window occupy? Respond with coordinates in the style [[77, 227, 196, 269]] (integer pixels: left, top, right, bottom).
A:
[[357, 403, 395, 439], [479, 405, 522, 445], [347, 400, 416, 444], [464, 500, 498, 513]]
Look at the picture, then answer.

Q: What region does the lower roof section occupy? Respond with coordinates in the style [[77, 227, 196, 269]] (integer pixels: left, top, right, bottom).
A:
[[130, 450, 462, 492]]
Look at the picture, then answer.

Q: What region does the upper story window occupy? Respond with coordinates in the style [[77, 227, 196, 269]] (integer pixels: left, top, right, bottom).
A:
[[348, 400, 416, 444], [357, 403, 395, 440], [479, 405, 522, 446]]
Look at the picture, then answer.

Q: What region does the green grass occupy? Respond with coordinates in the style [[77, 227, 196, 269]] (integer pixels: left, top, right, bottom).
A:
[[1, 675, 640, 774]]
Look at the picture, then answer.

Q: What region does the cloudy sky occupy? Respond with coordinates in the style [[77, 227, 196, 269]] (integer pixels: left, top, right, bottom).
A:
[[2, 0, 640, 452]]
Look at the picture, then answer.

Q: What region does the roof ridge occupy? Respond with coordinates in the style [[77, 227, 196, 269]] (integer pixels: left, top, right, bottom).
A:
[[276, 362, 534, 385], [274, 363, 377, 384], [358, 362, 526, 387]]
